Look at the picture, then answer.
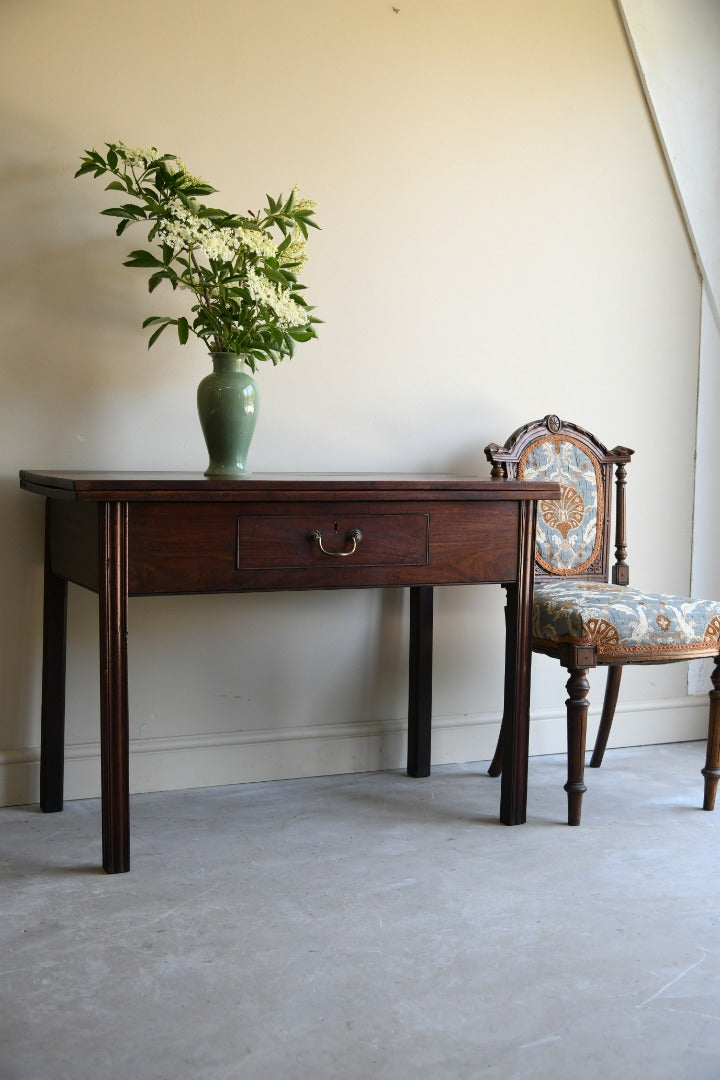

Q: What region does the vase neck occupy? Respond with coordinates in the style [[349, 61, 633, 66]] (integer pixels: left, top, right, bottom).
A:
[[209, 352, 247, 374]]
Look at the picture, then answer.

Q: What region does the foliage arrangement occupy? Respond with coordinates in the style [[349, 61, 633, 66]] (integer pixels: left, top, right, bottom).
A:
[[76, 142, 320, 372]]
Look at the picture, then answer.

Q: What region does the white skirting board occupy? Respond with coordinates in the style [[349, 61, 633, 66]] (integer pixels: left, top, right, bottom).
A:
[[0, 696, 710, 807]]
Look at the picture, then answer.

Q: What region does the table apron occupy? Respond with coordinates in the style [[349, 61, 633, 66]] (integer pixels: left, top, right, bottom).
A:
[[126, 499, 521, 593], [47, 498, 523, 594]]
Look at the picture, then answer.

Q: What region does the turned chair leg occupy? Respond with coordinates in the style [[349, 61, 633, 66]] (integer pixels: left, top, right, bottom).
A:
[[701, 656, 720, 811], [590, 664, 622, 768], [564, 667, 590, 825]]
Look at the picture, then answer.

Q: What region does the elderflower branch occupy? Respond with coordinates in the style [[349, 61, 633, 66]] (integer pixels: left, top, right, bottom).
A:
[[75, 141, 319, 370], [189, 249, 222, 353]]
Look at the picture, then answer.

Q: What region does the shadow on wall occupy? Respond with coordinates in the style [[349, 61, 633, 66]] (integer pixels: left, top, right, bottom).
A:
[[0, 477, 44, 752], [0, 111, 190, 456], [0, 112, 157, 761]]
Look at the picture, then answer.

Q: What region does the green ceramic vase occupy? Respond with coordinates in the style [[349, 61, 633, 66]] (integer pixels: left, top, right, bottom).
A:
[[197, 353, 259, 477]]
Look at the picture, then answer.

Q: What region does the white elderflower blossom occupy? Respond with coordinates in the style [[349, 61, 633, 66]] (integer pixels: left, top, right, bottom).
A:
[[157, 201, 239, 262], [116, 142, 158, 168], [289, 186, 317, 214], [164, 197, 197, 225], [157, 215, 205, 250], [200, 227, 239, 262], [247, 268, 307, 327], [235, 225, 276, 259], [279, 233, 308, 271], [158, 217, 240, 263], [172, 156, 210, 188]]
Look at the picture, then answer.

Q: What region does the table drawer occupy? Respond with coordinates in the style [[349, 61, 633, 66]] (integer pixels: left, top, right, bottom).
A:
[[237, 513, 428, 570], [128, 503, 434, 593]]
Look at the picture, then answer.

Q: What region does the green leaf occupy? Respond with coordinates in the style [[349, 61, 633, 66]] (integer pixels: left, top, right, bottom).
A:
[[177, 317, 189, 344], [74, 161, 100, 178], [100, 206, 137, 219], [147, 323, 171, 348], [123, 249, 164, 268], [263, 265, 289, 285], [148, 271, 168, 293], [184, 182, 217, 196], [296, 211, 320, 231]]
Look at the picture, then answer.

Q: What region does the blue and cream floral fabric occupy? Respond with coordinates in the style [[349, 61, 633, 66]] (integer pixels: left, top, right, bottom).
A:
[[519, 437, 602, 574], [534, 580, 720, 660]]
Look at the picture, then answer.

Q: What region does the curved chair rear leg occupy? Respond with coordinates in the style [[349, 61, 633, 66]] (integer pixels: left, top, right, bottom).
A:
[[701, 655, 720, 811], [564, 667, 590, 825], [590, 664, 622, 768], [488, 722, 504, 777], [488, 595, 513, 779]]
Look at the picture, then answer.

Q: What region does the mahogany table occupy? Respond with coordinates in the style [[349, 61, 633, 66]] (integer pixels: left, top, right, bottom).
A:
[[19, 471, 559, 873]]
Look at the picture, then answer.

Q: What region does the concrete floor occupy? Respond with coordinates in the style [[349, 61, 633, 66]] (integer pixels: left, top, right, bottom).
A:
[[2, 741, 720, 1080]]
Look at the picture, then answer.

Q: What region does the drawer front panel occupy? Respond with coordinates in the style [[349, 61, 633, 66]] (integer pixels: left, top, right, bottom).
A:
[[237, 513, 428, 570], [128, 500, 520, 594]]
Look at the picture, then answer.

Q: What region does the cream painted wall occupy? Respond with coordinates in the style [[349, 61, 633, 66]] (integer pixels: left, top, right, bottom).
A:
[[618, 0, 720, 316], [0, 0, 705, 805], [618, 0, 720, 697]]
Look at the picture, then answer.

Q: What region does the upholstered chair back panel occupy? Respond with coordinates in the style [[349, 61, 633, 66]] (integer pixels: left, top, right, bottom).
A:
[[518, 436, 604, 576]]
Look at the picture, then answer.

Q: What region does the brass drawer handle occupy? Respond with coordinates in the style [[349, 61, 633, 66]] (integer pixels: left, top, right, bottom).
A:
[[307, 527, 363, 558]]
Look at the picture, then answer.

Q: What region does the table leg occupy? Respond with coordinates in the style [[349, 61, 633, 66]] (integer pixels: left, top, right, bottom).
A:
[[40, 501, 68, 813], [499, 500, 538, 825], [407, 584, 433, 777], [99, 501, 130, 874]]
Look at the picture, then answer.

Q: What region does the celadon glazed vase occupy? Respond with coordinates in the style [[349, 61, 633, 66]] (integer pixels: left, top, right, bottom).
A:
[[197, 352, 259, 477]]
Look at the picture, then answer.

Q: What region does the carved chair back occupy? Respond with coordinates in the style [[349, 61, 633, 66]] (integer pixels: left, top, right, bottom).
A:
[[485, 414, 634, 585], [484, 416, 720, 826]]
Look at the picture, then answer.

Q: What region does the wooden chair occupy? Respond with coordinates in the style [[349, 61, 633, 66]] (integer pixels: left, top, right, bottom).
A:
[[484, 414, 720, 824]]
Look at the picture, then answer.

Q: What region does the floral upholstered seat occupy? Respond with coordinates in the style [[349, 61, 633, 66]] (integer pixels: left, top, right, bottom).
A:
[[485, 415, 720, 826], [533, 580, 720, 662]]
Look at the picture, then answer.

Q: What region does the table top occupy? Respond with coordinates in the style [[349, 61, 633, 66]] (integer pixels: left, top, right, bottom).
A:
[[19, 470, 561, 503]]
